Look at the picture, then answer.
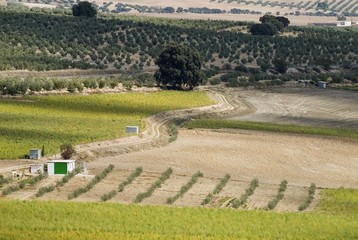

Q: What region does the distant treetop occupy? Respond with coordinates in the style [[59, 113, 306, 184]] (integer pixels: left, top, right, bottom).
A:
[[72, 1, 97, 17]]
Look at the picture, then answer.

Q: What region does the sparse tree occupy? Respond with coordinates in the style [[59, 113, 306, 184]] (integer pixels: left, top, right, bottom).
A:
[[60, 144, 76, 160], [155, 44, 204, 90], [72, 1, 97, 17]]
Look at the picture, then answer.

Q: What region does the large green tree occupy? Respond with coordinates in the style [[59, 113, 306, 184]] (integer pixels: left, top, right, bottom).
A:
[[72, 1, 97, 17], [155, 44, 204, 90]]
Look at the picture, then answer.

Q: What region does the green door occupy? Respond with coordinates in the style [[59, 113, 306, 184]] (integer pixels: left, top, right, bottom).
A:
[[54, 162, 67, 174]]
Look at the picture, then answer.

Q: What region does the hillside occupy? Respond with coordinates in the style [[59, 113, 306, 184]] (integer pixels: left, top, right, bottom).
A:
[[0, 7, 357, 85]]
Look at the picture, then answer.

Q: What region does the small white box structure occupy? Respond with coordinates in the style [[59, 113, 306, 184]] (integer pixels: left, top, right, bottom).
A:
[[30, 149, 42, 160], [47, 160, 76, 175], [126, 126, 139, 135], [30, 164, 44, 174], [318, 81, 327, 89]]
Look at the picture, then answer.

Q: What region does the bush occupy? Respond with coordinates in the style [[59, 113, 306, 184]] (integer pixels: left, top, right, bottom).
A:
[[201, 174, 230, 205], [101, 167, 143, 202], [68, 165, 114, 200], [134, 168, 173, 203], [167, 171, 203, 204], [232, 178, 259, 208], [266, 180, 288, 210], [60, 144, 76, 159], [298, 183, 316, 211]]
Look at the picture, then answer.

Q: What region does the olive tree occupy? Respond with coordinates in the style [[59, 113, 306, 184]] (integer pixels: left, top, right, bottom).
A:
[[155, 44, 204, 90]]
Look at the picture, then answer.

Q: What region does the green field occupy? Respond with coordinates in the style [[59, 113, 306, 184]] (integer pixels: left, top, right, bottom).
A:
[[185, 119, 358, 140], [0, 91, 212, 159], [0, 189, 357, 239]]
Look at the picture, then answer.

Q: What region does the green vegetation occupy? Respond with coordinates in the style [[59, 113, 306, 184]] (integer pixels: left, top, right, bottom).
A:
[[68, 165, 114, 200], [0, 91, 212, 159], [134, 168, 173, 203], [2, 173, 48, 195], [232, 178, 259, 208], [36, 167, 83, 197], [186, 119, 358, 140], [101, 167, 143, 202], [155, 44, 204, 90], [201, 174, 230, 205], [265, 180, 288, 210], [299, 183, 317, 211], [0, 188, 357, 239], [167, 171, 203, 204], [0, 175, 11, 188], [0, 8, 356, 81]]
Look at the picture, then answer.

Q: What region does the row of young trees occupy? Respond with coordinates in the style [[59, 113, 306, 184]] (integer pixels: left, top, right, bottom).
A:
[[0, 8, 357, 78]]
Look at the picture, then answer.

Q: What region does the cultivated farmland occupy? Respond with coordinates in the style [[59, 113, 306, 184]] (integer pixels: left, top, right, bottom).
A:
[[0, 91, 212, 159]]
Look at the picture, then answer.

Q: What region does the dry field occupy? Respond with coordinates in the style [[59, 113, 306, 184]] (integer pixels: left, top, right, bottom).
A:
[[2, 87, 357, 213]]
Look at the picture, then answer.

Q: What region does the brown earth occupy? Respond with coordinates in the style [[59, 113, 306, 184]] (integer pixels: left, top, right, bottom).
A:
[[1, 87, 357, 212]]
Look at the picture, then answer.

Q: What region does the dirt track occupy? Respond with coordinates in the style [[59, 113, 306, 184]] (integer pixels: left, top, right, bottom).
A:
[[2, 87, 357, 212]]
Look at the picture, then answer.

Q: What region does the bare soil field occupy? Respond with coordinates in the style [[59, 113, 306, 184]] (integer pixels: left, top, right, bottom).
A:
[[1, 87, 357, 212], [227, 87, 358, 128], [127, 12, 354, 26]]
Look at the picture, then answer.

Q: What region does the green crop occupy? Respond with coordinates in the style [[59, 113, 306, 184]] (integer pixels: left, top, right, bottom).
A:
[[0, 91, 212, 159]]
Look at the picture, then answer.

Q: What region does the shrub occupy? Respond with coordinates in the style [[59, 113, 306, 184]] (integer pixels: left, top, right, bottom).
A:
[[60, 144, 76, 159], [101, 167, 143, 202], [201, 174, 230, 205], [167, 171, 203, 204], [232, 178, 259, 208], [298, 183, 316, 211], [266, 180, 288, 210], [134, 168, 173, 203], [68, 165, 114, 200]]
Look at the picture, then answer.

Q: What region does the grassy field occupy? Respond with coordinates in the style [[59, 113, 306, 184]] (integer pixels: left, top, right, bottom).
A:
[[0, 91, 212, 159], [185, 119, 358, 140], [0, 188, 357, 239]]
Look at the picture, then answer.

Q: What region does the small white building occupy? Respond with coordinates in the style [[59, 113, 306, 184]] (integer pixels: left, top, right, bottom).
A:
[[30, 149, 42, 160], [47, 160, 76, 175], [318, 81, 327, 89], [126, 126, 139, 135], [30, 164, 44, 174]]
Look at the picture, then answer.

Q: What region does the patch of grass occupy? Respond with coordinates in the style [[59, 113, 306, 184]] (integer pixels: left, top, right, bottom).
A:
[[134, 168, 173, 203], [0, 189, 357, 239], [232, 178, 259, 208], [318, 188, 358, 217], [0, 91, 212, 159], [201, 174, 230, 205], [68, 165, 114, 200], [186, 119, 358, 140], [167, 171, 203, 204]]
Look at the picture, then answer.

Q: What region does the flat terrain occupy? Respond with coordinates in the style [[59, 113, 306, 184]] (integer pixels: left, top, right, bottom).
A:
[[228, 87, 358, 128]]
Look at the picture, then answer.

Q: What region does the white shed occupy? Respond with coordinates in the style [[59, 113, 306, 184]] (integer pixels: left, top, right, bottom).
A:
[[30, 149, 42, 160], [47, 160, 76, 175], [30, 164, 44, 174], [318, 81, 327, 89]]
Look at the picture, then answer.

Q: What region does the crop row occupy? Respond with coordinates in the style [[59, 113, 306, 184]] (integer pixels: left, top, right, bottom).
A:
[[101, 167, 143, 202], [0, 74, 156, 95], [68, 164, 114, 200], [36, 166, 83, 197], [134, 168, 173, 203], [265, 180, 288, 210], [231, 178, 259, 208], [167, 171, 203, 204], [298, 183, 316, 211], [0, 8, 357, 73], [201, 174, 231, 205], [1, 173, 48, 195]]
